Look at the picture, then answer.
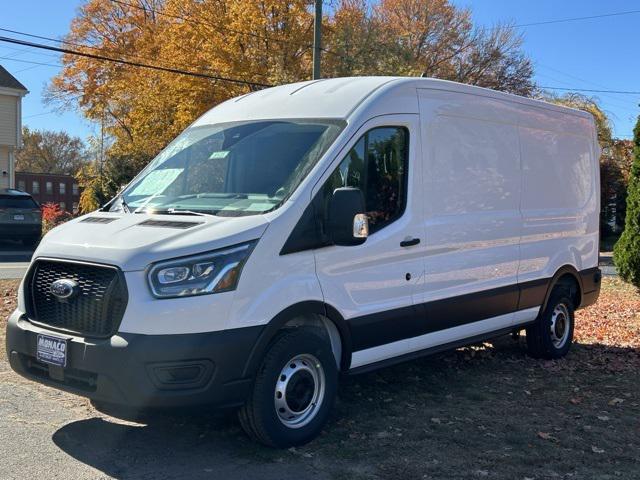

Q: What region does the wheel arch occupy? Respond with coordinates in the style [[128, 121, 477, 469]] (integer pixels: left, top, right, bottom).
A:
[[541, 265, 583, 313], [241, 301, 353, 378]]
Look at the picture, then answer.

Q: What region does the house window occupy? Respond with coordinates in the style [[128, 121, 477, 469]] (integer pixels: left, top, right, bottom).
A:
[[32, 181, 40, 194], [46, 181, 53, 194], [72, 184, 79, 196], [59, 182, 66, 194], [59, 201, 66, 211], [17, 180, 25, 191]]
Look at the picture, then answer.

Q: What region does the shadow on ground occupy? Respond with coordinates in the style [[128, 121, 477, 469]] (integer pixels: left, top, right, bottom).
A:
[[51, 338, 640, 480]]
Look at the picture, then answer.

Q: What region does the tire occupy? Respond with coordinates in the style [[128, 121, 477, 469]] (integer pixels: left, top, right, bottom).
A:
[[526, 288, 575, 359], [238, 328, 338, 448]]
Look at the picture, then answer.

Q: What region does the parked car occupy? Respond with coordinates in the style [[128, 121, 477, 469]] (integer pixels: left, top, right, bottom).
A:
[[0, 188, 41, 246], [6, 77, 601, 448]]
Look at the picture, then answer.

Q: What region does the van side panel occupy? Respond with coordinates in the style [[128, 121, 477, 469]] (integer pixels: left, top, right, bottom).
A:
[[517, 108, 599, 287], [418, 90, 522, 306]]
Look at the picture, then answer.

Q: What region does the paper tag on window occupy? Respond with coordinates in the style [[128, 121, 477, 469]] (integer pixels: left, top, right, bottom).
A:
[[130, 168, 182, 196], [209, 151, 229, 159]]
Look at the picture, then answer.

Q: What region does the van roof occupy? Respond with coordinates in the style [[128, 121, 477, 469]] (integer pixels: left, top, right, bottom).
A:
[[195, 76, 593, 126]]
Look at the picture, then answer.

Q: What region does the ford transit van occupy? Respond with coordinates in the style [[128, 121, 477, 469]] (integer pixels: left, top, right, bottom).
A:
[[6, 77, 601, 447]]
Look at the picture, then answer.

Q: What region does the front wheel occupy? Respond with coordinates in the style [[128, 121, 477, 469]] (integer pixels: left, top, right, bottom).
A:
[[526, 288, 575, 359], [238, 328, 338, 448]]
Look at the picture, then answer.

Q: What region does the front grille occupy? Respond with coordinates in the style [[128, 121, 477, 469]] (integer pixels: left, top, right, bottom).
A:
[[28, 259, 128, 337]]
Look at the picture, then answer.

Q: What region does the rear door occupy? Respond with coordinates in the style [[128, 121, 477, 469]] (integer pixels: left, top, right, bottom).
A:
[[312, 115, 426, 369]]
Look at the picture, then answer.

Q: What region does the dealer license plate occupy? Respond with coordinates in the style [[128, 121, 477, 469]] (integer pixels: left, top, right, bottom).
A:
[[36, 334, 67, 367]]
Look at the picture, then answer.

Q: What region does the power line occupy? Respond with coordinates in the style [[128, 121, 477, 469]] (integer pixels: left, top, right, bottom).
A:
[[512, 9, 640, 28], [0, 55, 61, 68], [23, 111, 55, 119], [539, 86, 640, 95], [0, 35, 272, 88], [0, 25, 271, 81]]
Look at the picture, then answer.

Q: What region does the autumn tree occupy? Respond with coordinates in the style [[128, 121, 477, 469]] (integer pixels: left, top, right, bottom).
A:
[[614, 116, 640, 287], [324, 0, 534, 96], [48, 0, 535, 175], [16, 127, 87, 175]]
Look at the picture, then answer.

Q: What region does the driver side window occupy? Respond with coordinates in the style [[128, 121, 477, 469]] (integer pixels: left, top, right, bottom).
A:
[[322, 126, 408, 234]]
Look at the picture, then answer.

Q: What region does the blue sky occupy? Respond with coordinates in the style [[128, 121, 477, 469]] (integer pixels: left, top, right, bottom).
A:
[[0, 0, 638, 142]]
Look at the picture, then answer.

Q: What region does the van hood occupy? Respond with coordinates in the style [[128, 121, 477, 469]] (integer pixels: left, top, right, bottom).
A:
[[33, 213, 269, 271]]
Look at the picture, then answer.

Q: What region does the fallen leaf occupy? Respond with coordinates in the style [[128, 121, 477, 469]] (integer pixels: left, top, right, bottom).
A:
[[592, 446, 605, 454], [608, 398, 624, 406], [569, 398, 582, 405], [537, 431, 555, 441], [597, 415, 610, 421]]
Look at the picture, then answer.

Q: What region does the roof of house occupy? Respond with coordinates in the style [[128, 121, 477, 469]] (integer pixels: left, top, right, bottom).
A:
[[0, 65, 28, 91]]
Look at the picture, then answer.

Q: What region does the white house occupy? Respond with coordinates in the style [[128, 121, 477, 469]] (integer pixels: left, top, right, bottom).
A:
[[0, 65, 28, 189]]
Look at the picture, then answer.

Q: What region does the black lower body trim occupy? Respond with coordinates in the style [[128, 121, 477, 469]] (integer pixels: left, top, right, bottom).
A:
[[349, 280, 548, 352], [578, 267, 602, 309], [6, 313, 264, 409]]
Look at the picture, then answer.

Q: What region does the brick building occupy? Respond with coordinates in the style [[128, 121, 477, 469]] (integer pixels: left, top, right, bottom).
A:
[[15, 172, 81, 213]]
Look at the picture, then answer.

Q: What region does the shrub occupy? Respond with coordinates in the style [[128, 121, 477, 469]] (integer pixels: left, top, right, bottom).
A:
[[41, 203, 72, 235], [613, 116, 640, 287]]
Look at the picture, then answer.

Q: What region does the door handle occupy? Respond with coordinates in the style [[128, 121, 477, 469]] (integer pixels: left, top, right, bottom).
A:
[[400, 237, 421, 247]]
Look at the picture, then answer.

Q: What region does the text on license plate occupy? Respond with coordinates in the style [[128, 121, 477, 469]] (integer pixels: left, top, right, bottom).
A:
[[36, 334, 67, 367], [13, 214, 24, 221]]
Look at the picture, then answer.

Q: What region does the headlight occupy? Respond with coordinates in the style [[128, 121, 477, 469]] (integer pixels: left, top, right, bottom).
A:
[[147, 241, 256, 298]]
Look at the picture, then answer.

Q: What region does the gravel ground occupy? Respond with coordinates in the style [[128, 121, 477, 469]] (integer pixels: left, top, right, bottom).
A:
[[1, 278, 639, 480]]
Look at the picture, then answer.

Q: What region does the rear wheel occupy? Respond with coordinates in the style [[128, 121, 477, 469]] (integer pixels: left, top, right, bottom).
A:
[[238, 328, 338, 448], [526, 288, 575, 359]]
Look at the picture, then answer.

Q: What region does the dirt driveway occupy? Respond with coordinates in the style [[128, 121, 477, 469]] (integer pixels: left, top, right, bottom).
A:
[[1, 278, 639, 480]]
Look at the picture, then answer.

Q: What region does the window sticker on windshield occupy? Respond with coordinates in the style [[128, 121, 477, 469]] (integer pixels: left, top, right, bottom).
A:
[[129, 169, 183, 196], [209, 151, 229, 160], [247, 203, 275, 211]]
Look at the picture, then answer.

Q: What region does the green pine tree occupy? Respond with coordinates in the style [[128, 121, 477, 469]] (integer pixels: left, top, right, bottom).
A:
[[613, 116, 640, 287]]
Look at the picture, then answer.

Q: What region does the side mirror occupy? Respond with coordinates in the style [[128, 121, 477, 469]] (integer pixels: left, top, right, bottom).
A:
[[328, 187, 369, 246]]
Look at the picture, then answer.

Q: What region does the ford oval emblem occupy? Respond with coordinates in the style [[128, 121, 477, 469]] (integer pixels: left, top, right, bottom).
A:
[[50, 279, 79, 301]]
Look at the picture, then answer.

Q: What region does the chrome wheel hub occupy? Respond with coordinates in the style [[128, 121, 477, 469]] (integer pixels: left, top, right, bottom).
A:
[[274, 353, 325, 429], [550, 303, 571, 349]]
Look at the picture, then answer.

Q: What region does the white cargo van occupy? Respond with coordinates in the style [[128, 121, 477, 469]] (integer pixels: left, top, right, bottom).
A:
[[6, 77, 601, 447]]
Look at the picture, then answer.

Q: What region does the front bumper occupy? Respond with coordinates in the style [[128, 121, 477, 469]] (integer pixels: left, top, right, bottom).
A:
[[6, 310, 263, 409]]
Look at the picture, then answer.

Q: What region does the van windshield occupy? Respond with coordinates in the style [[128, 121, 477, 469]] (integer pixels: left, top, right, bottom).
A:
[[116, 119, 345, 216]]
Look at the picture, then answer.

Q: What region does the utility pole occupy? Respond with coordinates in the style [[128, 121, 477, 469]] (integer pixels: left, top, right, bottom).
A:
[[312, 0, 322, 79]]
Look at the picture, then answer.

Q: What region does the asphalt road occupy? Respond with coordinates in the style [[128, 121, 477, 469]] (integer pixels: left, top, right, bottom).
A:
[[0, 367, 333, 480]]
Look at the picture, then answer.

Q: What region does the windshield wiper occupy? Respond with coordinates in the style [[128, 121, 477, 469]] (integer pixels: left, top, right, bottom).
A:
[[119, 196, 131, 213], [173, 193, 248, 201], [136, 208, 217, 217]]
